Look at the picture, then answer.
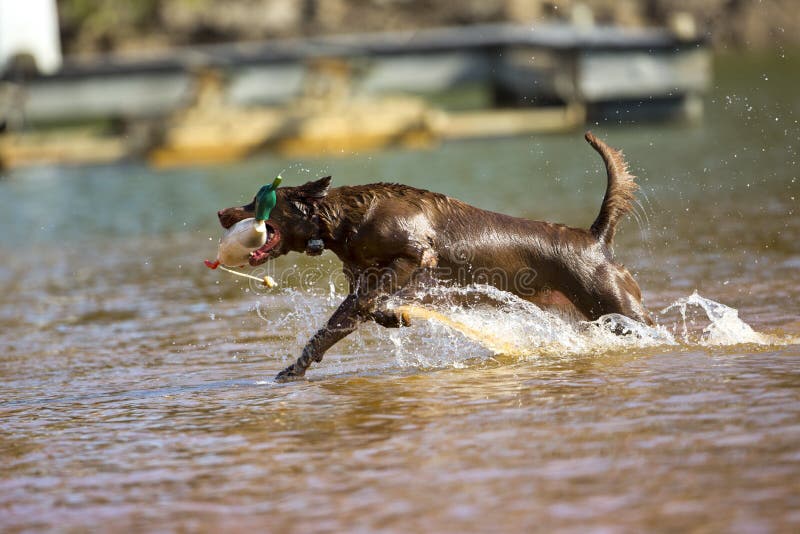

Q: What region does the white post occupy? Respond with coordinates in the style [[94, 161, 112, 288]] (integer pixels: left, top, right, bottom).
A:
[[0, 0, 63, 75]]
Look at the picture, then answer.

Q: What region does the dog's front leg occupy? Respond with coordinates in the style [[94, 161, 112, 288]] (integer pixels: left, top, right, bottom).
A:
[[275, 293, 361, 382], [275, 259, 422, 382]]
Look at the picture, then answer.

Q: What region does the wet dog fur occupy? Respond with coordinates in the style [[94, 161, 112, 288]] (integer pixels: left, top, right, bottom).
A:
[[217, 132, 652, 381]]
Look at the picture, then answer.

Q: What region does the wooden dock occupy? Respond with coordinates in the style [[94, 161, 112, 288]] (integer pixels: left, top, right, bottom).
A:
[[8, 23, 710, 123], [0, 23, 710, 168]]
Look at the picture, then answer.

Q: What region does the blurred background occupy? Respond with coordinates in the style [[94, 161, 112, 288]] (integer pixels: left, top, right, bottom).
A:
[[2, 2, 800, 533], [0, 0, 795, 166]]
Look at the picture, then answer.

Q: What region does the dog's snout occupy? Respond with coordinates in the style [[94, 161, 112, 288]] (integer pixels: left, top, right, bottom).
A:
[[217, 210, 224, 219]]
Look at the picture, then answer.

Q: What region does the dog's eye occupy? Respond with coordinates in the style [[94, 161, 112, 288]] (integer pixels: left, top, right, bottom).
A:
[[291, 201, 309, 215]]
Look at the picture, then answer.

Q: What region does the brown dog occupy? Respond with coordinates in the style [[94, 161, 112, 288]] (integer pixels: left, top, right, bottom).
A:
[[217, 132, 652, 381]]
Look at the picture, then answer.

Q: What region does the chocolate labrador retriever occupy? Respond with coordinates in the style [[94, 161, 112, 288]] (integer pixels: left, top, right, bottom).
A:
[[217, 132, 652, 381]]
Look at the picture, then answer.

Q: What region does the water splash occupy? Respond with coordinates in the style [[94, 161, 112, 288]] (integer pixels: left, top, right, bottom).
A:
[[384, 284, 674, 367], [382, 285, 794, 368], [255, 284, 795, 373], [660, 290, 768, 345]]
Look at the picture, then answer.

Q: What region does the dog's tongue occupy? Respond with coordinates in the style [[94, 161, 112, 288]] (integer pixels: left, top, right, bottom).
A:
[[249, 243, 272, 265]]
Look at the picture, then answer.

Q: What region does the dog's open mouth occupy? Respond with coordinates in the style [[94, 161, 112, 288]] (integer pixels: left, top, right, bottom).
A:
[[249, 222, 281, 265]]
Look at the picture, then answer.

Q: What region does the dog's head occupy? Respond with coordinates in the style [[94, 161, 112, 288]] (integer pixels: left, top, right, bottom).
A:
[[217, 176, 332, 265]]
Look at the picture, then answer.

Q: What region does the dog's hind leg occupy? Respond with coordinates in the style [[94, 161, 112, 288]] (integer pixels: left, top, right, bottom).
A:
[[568, 266, 653, 326]]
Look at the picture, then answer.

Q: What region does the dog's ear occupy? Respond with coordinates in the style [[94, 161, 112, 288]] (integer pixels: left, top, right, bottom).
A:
[[297, 176, 332, 201]]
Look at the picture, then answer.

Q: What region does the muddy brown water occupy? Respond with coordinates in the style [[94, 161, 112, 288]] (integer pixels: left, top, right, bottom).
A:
[[1, 54, 799, 532]]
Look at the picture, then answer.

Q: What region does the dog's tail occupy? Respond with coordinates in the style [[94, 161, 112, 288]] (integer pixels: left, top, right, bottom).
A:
[[585, 131, 638, 246]]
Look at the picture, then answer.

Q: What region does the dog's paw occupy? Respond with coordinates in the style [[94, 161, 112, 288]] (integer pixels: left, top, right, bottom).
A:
[[372, 308, 411, 328], [274, 364, 306, 383]]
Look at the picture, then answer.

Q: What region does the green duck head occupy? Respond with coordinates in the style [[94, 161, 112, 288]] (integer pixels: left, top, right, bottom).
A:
[[254, 175, 283, 221]]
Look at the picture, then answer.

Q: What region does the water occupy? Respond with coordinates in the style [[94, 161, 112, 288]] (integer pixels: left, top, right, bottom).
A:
[[2, 53, 799, 532]]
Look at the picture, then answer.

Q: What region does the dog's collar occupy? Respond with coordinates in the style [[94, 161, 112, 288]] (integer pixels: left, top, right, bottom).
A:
[[304, 203, 325, 256], [305, 238, 325, 256]]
